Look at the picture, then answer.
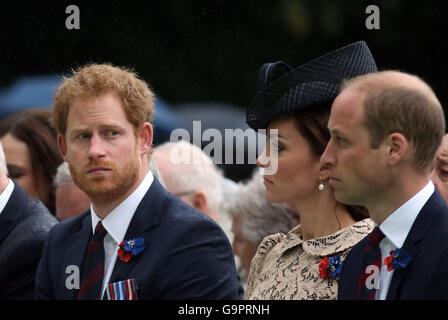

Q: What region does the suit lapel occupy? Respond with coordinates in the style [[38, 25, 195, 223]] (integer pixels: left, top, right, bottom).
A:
[[108, 178, 165, 286], [386, 190, 446, 299], [0, 183, 28, 243], [385, 238, 418, 300], [65, 212, 92, 299]]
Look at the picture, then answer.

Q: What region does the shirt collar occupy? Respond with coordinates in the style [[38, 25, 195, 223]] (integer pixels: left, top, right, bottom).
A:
[[279, 218, 375, 256], [91, 170, 154, 243], [379, 180, 434, 248], [0, 179, 15, 216]]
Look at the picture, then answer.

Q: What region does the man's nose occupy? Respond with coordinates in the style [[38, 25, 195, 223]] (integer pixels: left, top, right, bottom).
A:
[[87, 133, 106, 159]]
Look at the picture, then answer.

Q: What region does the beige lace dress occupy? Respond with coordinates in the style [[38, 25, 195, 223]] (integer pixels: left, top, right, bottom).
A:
[[245, 218, 374, 300]]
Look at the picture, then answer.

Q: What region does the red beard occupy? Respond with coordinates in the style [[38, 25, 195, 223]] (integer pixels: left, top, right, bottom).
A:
[[69, 153, 141, 203]]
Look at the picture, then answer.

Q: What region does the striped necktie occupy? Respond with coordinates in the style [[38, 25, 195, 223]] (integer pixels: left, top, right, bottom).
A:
[[357, 226, 385, 300], [77, 221, 108, 300]]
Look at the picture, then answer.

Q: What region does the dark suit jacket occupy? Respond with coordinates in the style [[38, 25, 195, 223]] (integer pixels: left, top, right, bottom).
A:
[[35, 177, 242, 300], [338, 189, 448, 300], [0, 183, 58, 299]]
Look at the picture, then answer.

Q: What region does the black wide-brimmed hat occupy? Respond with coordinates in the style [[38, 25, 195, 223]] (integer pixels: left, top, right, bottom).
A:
[[246, 41, 377, 130]]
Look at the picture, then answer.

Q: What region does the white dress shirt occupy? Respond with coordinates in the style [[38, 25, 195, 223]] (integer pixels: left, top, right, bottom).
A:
[[90, 170, 154, 297], [375, 180, 434, 300], [0, 179, 15, 216]]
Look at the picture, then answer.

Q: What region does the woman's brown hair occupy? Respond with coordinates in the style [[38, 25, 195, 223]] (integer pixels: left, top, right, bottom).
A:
[[0, 109, 63, 215]]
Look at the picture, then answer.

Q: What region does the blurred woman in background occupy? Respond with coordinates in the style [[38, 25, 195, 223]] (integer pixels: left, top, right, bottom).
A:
[[0, 109, 63, 215]]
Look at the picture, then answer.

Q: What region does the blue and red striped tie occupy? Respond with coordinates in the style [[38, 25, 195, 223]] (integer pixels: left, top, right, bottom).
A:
[[77, 221, 108, 300], [357, 226, 385, 300]]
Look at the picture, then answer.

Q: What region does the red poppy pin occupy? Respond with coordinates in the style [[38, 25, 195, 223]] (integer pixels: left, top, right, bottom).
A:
[[118, 237, 145, 262], [319, 255, 343, 279], [383, 248, 411, 272]]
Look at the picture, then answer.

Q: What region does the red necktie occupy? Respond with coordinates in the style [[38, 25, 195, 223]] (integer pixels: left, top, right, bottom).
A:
[[77, 221, 108, 300], [357, 226, 385, 300]]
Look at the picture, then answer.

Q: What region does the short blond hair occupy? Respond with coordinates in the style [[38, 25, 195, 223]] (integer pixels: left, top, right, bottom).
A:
[[53, 63, 155, 135], [342, 71, 445, 173]]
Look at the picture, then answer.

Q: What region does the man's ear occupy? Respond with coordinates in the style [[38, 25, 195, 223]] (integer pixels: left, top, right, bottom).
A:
[[192, 191, 207, 214], [386, 132, 409, 166], [138, 122, 153, 157], [57, 134, 68, 161]]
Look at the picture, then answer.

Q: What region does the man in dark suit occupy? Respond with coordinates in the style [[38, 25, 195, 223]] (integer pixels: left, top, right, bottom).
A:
[[0, 142, 58, 299], [35, 63, 242, 300], [321, 70, 448, 299]]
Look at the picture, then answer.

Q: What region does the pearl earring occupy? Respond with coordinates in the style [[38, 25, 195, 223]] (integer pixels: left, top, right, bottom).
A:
[[318, 176, 325, 191]]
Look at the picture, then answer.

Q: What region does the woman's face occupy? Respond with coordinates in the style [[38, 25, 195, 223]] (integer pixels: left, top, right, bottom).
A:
[[257, 117, 321, 204], [1, 133, 40, 200]]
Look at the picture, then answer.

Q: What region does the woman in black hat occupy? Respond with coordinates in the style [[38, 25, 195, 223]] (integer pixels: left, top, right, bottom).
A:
[[244, 41, 376, 300]]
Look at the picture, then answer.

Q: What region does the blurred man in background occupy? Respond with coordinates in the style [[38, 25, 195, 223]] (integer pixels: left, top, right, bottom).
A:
[[54, 162, 91, 221], [153, 140, 232, 237]]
